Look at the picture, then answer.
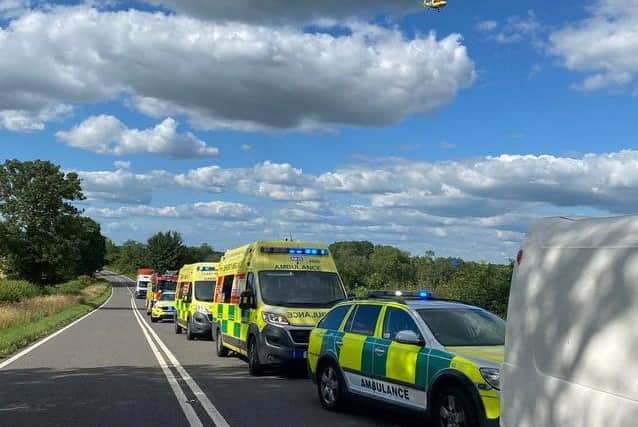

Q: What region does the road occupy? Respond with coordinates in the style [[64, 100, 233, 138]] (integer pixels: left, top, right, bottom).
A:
[[0, 272, 425, 427]]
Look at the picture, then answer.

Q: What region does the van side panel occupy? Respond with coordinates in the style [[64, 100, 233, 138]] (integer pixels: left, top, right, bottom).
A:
[[502, 232, 638, 427]]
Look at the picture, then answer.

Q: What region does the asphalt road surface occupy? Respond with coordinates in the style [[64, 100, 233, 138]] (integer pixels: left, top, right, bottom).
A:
[[0, 272, 426, 427]]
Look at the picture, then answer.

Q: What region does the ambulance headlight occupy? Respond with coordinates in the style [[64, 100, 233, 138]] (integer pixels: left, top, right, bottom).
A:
[[262, 312, 289, 326], [196, 305, 211, 315], [479, 367, 500, 390]]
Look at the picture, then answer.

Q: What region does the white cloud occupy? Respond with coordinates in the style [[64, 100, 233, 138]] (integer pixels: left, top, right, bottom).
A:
[[86, 201, 256, 221], [476, 20, 498, 32], [0, 0, 31, 19], [0, 6, 475, 132], [240, 144, 252, 152], [477, 10, 543, 47], [550, 0, 638, 91], [0, 104, 71, 131], [78, 167, 173, 204], [141, 0, 418, 24], [56, 115, 218, 158]]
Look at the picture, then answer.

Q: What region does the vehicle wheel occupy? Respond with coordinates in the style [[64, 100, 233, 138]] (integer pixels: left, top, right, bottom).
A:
[[151, 316, 158, 323], [433, 386, 480, 427], [186, 317, 194, 341], [146, 302, 152, 315], [248, 336, 262, 376], [174, 316, 183, 334], [317, 360, 346, 411], [216, 329, 229, 357]]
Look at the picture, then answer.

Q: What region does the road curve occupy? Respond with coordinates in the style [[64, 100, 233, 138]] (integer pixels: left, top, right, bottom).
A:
[[0, 272, 424, 427]]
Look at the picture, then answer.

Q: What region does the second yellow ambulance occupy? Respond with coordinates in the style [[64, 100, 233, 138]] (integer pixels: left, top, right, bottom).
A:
[[174, 262, 218, 340], [213, 240, 347, 375]]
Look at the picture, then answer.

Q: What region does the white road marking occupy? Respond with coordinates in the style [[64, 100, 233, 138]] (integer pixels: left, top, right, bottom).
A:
[[131, 294, 231, 427], [0, 286, 114, 370], [129, 297, 204, 427]]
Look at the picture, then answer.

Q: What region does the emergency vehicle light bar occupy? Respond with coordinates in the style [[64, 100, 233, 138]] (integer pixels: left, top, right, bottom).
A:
[[260, 247, 328, 256], [197, 265, 216, 271], [367, 290, 433, 300]]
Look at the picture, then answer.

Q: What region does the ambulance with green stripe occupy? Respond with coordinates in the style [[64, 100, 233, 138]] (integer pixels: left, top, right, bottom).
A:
[[212, 241, 347, 375], [308, 291, 504, 427], [174, 263, 218, 340]]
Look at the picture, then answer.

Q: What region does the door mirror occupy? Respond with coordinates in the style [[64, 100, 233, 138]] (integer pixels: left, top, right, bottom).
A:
[[395, 330, 425, 346], [239, 290, 255, 310]]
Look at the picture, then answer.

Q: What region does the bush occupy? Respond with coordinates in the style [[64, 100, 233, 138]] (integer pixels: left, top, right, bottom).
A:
[[78, 275, 92, 287], [47, 280, 85, 296], [0, 280, 41, 303]]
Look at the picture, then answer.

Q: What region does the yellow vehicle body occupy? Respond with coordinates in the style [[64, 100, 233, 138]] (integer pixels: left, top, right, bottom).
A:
[[174, 263, 218, 339], [151, 292, 176, 323], [213, 240, 347, 375]]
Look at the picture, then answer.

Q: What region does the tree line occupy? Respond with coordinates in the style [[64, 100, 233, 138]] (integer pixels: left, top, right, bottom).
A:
[[105, 232, 223, 277], [329, 241, 512, 318], [0, 160, 106, 285]]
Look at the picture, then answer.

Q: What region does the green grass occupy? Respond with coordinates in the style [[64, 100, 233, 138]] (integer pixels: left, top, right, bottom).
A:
[[0, 283, 112, 358]]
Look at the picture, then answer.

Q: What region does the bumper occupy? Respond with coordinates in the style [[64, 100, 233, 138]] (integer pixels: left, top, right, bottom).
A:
[[257, 324, 309, 366], [484, 418, 499, 427], [151, 308, 175, 320], [190, 312, 212, 335]]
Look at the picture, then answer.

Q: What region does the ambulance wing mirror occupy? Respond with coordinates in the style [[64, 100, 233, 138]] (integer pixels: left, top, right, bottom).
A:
[[395, 330, 425, 346], [239, 290, 255, 310]]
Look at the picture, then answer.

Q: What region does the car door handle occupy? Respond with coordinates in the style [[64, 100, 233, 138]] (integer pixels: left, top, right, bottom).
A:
[[374, 347, 385, 356]]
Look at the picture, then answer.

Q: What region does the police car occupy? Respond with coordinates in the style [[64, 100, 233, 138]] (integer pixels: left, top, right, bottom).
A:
[[307, 291, 504, 427], [151, 291, 176, 323]]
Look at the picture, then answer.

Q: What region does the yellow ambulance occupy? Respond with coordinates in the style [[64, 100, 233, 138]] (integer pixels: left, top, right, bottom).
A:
[[213, 241, 347, 375], [174, 262, 218, 340]]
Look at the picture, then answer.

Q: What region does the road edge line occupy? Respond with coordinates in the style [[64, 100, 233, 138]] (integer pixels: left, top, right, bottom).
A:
[[129, 297, 203, 427], [131, 295, 231, 427], [0, 285, 114, 370]]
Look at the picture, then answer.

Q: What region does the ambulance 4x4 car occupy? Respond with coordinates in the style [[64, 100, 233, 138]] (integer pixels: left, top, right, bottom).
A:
[[307, 291, 504, 427]]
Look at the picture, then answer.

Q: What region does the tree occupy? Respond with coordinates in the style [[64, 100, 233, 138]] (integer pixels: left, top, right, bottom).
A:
[[183, 243, 223, 264], [147, 231, 186, 273], [0, 159, 95, 284]]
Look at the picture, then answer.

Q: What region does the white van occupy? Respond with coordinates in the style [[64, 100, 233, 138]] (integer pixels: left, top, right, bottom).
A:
[[135, 274, 152, 299], [501, 216, 638, 427]]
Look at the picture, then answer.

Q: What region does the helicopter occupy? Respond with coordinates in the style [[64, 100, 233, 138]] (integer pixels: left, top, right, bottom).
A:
[[423, 0, 448, 11]]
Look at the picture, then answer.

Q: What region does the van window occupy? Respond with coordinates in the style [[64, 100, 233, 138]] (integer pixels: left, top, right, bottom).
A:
[[246, 272, 255, 294], [221, 275, 234, 303], [318, 305, 351, 330], [346, 305, 381, 336], [257, 271, 345, 308], [194, 281, 214, 302], [418, 308, 505, 346]]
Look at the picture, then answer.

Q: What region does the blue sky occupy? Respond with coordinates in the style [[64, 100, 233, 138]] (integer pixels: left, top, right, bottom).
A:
[[1, 0, 637, 262]]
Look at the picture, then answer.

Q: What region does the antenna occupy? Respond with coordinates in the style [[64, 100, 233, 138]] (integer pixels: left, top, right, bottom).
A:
[[289, 232, 293, 242]]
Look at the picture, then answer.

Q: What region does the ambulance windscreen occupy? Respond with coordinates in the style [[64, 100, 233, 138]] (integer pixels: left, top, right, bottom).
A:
[[258, 271, 345, 308], [194, 281, 215, 302]]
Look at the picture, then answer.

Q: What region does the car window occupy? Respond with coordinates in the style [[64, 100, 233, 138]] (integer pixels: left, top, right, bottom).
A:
[[417, 308, 505, 346], [383, 307, 422, 341], [346, 304, 381, 336], [318, 305, 351, 330]]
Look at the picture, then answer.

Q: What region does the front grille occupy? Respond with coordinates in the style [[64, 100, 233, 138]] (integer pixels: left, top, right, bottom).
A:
[[289, 329, 311, 344]]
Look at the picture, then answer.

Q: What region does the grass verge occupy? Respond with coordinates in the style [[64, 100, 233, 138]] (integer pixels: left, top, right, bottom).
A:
[[0, 282, 112, 358]]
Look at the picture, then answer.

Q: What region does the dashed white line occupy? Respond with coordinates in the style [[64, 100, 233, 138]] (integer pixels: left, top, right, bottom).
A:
[[129, 296, 204, 427], [131, 293, 231, 427]]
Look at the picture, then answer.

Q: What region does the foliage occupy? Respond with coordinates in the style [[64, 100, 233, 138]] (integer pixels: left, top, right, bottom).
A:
[[0, 280, 41, 303], [330, 241, 513, 318], [0, 159, 106, 284]]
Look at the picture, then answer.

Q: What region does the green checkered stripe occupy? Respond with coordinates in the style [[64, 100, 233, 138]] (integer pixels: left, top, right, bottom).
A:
[[213, 303, 249, 342]]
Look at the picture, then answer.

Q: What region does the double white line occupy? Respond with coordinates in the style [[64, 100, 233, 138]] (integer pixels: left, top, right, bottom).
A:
[[128, 291, 230, 427]]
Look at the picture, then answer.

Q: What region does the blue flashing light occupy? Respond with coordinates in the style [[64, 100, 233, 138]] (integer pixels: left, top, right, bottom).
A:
[[311, 249, 318, 255], [288, 249, 296, 254], [418, 290, 431, 299]]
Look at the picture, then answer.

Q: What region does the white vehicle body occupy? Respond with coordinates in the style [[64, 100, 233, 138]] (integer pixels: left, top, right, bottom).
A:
[[135, 274, 152, 298], [501, 216, 638, 427]]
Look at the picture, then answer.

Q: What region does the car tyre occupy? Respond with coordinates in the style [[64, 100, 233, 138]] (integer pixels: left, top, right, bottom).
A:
[[174, 315, 183, 334], [151, 315, 158, 323], [216, 329, 229, 357], [317, 360, 347, 411], [433, 386, 480, 427], [248, 336, 262, 376], [186, 317, 194, 341]]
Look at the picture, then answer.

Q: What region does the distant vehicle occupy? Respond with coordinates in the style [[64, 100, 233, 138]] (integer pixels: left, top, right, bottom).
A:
[[213, 241, 347, 376], [423, 0, 448, 11], [135, 268, 154, 299], [151, 291, 176, 323], [145, 271, 177, 315], [308, 290, 503, 427], [501, 216, 638, 427], [174, 263, 218, 340]]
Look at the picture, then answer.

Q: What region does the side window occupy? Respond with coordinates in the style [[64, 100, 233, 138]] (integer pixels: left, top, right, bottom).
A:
[[246, 272, 255, 294], [347, 305, 381, 336], [383, 307, 422, 341], [221, 275, 234, 303], [318, 305, 351, 330]]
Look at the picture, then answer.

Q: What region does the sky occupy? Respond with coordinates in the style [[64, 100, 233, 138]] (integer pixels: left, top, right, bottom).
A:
[[1, 0, 637, 262]]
